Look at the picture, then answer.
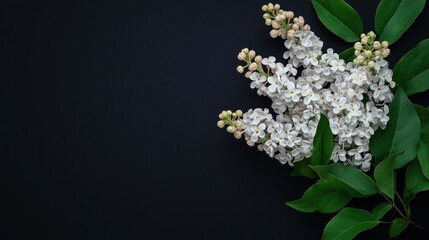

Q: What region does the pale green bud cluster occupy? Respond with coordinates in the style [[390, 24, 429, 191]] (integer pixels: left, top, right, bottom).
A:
[[262, 3, 310, 40], [236, 48, 264, 78], [217, 110, 244, 139], [353, 31, 390, 68]]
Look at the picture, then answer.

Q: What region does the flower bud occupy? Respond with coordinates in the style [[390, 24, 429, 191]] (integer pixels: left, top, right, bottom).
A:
[[217, 120, 225, 128], [381, 41, 389, 48], [263, 13, 271, 19], [361, 37, 368, 45], [257, 144, 264, 151], [381, 48, 390, 58], [245, 71, 252, 78], [285, 11, 294, 19], [292, 24, 299, 30], [242, 48, 249, 54], [272, 21, 280, 29], [249, 62, 258, 71], [270, 29, 279, 38], [368, 61, 375, 68], [237, 52, 246, 60], [354, 50, 361, 56], [233, 131, 242, 139], [254, 55, 262, 63], [232, 113, 237, 118], [248, 50, 256, 59], [360, 33, 366, 39], [368, 31, 376, 39], [353, 59, 359, 65], [302, 24, 311, 31], [354, 42, 362, 50], [274, 4, 280, 10], [287, 30, 295, 39], [236, 66, 244, 73], [226, 126, 236, 133], [374, 50, 381, 57], [236, 110, 243, 117], [364, 50, 372, 57], [357, 55, 365, 63], [246, 140, 255, 147], [265, 18, 272, 26], [262, 5, 268, 11], [373, 41, 381, 49], [226, 110, 232, 116]]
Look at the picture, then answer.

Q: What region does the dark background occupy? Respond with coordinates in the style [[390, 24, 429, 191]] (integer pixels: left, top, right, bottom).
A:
[[2, 0, 429, 239]]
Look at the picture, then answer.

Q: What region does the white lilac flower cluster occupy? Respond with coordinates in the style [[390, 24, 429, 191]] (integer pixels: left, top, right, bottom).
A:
[[218, 3, 394, 171]]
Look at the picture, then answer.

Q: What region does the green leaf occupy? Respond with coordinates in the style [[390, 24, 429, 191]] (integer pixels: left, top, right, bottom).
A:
[[375, 0, 426, 44], [339, 47, 356, 63], [389, 218, 409, 238], [290, 158, 317, 179], [311, 0, 363, 42], [370, 88, 421, 168], [322, 207, 379, 240], [374, 155, 396, 199], [311, 164, 378, 197], [393, 39, 429, 95], [406, 159, 429, 194], [311, 114, 334, 166], [415, 104, 429, 178], [286, 180, 352, 213], [371, 203, 392, 220]]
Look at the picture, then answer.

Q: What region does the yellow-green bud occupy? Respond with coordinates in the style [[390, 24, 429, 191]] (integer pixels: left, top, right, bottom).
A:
[[382, 41, 389, 48], [368, 31, 376, 39], [236, 110, 243, 117], [368, 61, 375, 68], [263, 13, 271, 19], [373, 41, 381, 49], [236, 66, 244, 73], [262, 5, 268, 11]]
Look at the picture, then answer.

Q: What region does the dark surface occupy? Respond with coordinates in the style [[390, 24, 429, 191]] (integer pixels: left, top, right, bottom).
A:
[[2, 0, 429, 239]]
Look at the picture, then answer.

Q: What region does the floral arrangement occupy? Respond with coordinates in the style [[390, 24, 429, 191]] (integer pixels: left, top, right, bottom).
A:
[[217, 1, 429, 239]]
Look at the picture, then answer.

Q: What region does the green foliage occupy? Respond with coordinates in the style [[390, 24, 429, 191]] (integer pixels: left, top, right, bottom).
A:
[[290, 114, 333, 178], [406, 159, 429, 194], [393, 39, 429, 95], [286, 180, 352, 213], [370, 89, 421, 168], [374, 155, 396, 199], [311, 164, 378, 197], [339, 47, 356, 62], [311, 114, 333, 165], [375, 0, 426, 44], [415, 105, 429, 178], [322, 207, 379, 240], [389, 218, 409, 238], [310, 0, 363, 42], [371, 203, 392, 220]]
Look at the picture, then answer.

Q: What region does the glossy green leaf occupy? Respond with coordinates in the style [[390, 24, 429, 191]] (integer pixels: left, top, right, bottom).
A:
[[290, 159, 317, 179], [370, 88, 421, 168], [322, 207, 379, 240], [286, 180, 352, 213], [339, 47, 356, 63], [406, 159, 429, 194], [374, 155, 396, 199], [389, 218, 409, 238], [415, 105, 429, 178], [371, 203, 392, 220], [311, 114, 334, 166], [393, 39, 429, 95], [311, 0, 362, 42], [375, 0, 426, 44], [311, 164, 378, 197]]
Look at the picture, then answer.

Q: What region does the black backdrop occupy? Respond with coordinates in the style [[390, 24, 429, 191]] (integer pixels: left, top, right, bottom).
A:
[[2, 0, 429, 239]]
